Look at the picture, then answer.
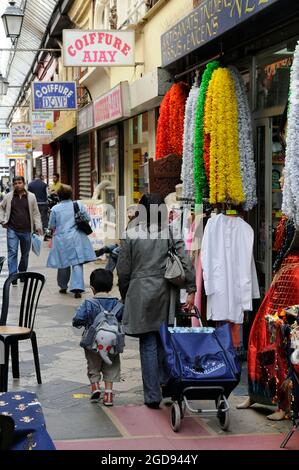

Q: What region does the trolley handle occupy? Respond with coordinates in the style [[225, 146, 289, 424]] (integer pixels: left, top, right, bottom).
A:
[[176, 305, 203, 326]]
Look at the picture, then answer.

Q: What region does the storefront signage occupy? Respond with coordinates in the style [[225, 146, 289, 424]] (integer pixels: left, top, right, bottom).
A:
[[31, 111, 54, 137], [10, 123, 32, 153], [82, 200, 115, 249], [63, 30, 135, 67], [77, 103, 94, 135], [0, 133, 12, 155], [161, 0, 280, 66], [32, 82, 77, 110], [94, 82, 130, 128]]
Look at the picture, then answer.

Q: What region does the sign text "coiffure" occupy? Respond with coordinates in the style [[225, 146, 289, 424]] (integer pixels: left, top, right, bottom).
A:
[[63, 30, 135, 67]]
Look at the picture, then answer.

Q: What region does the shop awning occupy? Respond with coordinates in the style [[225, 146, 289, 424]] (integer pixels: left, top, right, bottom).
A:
[[0, 0, 59, 133]]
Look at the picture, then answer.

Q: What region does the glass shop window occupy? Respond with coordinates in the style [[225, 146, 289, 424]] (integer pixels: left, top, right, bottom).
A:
[[256, 47, 293, 109]]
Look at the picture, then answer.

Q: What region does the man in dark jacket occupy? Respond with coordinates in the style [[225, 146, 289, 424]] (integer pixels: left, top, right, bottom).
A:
[[28, 174, 48, 230]]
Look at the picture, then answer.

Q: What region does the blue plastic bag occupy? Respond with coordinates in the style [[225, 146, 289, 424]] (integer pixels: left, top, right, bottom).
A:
[[31, 233, 42, 256]]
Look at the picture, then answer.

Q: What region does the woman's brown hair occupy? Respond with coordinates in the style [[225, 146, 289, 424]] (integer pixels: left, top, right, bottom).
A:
[[57, 184, 73, 201]]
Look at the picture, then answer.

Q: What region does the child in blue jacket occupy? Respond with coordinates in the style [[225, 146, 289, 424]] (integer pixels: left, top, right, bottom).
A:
[[73, 269, 123, 405]]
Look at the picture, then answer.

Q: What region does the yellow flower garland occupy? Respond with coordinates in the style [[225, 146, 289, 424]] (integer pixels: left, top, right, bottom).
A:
[[204, 68, 245, 205]]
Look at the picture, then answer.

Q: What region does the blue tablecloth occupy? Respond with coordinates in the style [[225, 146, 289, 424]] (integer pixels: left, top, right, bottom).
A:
[[0, 391, 56, 450]]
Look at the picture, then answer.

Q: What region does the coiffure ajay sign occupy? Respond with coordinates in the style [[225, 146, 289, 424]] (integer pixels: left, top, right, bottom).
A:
[[63, 30, 135, 67]]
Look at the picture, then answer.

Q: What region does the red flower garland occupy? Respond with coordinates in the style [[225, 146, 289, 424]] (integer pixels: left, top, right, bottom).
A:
[[169, 82, 190, 157], [156, 82, 189, 159], [156, 90, 172, 159]]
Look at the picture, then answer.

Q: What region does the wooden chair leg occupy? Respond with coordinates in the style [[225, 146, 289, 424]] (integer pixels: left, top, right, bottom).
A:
[[11, 342, 20, 379], [0, 341, 10, 392], [31, 332, 42, 384]]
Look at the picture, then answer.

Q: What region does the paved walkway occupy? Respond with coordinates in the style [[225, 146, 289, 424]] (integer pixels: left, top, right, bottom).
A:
[[0, 227, 298, 450]]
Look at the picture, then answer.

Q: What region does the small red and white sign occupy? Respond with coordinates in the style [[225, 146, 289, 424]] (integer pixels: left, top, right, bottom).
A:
[[94, 82, 130, 128], [63, 30, 135, 67]]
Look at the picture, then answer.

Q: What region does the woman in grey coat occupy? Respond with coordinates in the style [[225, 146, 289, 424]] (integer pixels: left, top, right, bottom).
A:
[[117, 193, 196, 409]]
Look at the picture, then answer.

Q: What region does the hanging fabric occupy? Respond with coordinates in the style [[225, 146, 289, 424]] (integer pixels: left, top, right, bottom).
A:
[[201, 213, 260, 324]]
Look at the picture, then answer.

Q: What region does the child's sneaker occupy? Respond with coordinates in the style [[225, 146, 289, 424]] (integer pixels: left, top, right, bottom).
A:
[[90, 382, 101, 401], [103, 390, 113, 406]]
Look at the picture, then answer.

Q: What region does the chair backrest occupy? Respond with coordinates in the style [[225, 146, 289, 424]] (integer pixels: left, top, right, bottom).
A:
[[0, 272, 46, 329], [0, 256, 5, 275], [0, 414, 15, 450]]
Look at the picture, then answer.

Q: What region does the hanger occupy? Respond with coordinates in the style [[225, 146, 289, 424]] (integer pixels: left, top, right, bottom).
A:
[[194, 70, 200, 88], [223, 202, 238, 216]]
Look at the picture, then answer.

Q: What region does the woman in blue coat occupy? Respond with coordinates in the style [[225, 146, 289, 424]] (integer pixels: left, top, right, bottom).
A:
[[47, 184, 96, 298]]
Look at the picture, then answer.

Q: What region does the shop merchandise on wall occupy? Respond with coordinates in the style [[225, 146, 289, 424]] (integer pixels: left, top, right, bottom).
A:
[[238, 242, 299, 418], [155, 61, 259, 343]]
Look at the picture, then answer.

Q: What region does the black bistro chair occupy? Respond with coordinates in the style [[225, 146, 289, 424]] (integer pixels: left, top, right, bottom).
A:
[[0, 272, 46, 392]]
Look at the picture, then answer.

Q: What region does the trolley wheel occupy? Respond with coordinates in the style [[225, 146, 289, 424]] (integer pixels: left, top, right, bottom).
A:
[[217, 401, 230, 431], [170, 402, 181, 432], [179, 399, 186, 418]]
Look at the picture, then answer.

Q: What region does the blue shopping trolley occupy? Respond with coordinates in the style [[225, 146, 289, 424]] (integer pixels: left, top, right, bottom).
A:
[[159, 308, 241, 432]]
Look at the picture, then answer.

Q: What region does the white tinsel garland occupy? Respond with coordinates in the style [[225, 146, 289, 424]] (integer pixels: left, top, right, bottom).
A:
[[282, 41, 299, 228], [229, 67, 257, 211], [181, 86, 200, 201]]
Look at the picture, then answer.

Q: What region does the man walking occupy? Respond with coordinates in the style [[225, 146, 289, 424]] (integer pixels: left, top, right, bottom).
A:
[[28, 174, 49, 230], [49, 173, 62, 195], [0, 176, 43, 284]]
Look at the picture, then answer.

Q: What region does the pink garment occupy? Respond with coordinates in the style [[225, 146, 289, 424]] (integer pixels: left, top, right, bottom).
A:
[[185, 221, 202, 327]]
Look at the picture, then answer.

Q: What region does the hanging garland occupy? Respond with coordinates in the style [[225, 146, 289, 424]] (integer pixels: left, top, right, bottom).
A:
[[194, 61, 219, 205], [229, 66, 257, 210], [156, 82, 189, 159], [282, 41, 299, 227], [169, 82, 190, 157], [181, 86, 200, 201], [205, 67, 245, 205], [203, 131, 211, 182], [156, 90, 172, 159]]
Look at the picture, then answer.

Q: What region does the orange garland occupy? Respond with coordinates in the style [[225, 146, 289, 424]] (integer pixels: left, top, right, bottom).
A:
[[156, 82, 189, 159], [156, 90, 172, 159]]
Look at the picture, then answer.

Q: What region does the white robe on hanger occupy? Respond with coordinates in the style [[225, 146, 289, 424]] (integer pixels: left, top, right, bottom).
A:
[[201, 214, 260, 324]]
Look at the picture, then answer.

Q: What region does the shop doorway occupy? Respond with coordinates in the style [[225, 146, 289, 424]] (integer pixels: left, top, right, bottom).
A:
[[254, 114, 284, 296]]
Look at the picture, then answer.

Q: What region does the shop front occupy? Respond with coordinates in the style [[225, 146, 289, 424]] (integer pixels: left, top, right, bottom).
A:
[[93, 82, 130, 232], [35, 151, 55, 185], [160, 0, 299, 296], [125, 68, 172, 204], [77, 103, 95, 200]]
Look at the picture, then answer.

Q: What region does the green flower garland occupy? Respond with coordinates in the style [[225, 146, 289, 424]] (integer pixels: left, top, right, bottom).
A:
[[194, 61, 219, 205]]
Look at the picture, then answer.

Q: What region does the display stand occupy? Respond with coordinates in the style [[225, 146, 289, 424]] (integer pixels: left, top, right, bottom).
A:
[[280, 369, 299, 448]]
